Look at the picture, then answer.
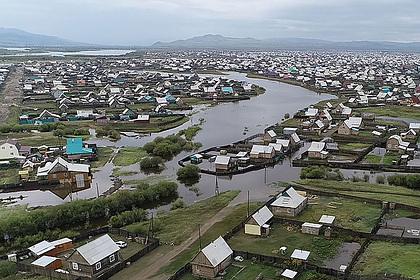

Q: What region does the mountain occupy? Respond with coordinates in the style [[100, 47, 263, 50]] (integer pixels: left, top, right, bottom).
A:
[[0, 28, 86, 47], [151, 34, 420, 52]]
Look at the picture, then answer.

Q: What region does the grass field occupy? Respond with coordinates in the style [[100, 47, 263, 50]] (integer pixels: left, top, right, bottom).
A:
[[357, 105, 420, 120], [0, 168, 20, 185], [354, 241, 420, 279], [382, 153, 399, 165], [113, 147, 148, 166], [296, 179, 420, 208], [339, 142, 371, 151], [126, 191, 241, 245], [228, 225, 344, 265], [364, 154, 382, 164], [295, 196, 381, 233]]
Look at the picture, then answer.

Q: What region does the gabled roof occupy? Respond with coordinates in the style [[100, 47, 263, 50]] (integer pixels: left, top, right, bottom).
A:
[[271, 187, 306, 209], [76, 234, 120, 265], [308, 141, 325, 152], [344, 117, 362, 129], [31, 256, 59, 267], [66, 138, 93, 155], [201, 236, 233, 267], [251, 145, 274, 155], [251, 206, 273, 226], [215, 155, 231, 165], [37, 157, 90, 176], [28, 240, 55, 256]]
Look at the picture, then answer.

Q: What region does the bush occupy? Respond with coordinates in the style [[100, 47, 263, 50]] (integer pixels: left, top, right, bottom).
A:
[[376, 175, 385, 184], [140, 156, 163, 170], [110, 208, 147, 228], [177, 165, 201, 181], [300, 166, 328, 179], [0, 261, 16, 278], [388, 174, 420, 189], [171, 198, 186, 210]]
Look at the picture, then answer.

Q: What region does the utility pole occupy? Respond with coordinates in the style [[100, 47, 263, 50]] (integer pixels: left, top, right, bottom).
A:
[[215, 175, 219, 196], [247, 190, 250, 217], [198, 224, 202, 251], [96, 183, 100, 198], [264, 165, 267, 184]]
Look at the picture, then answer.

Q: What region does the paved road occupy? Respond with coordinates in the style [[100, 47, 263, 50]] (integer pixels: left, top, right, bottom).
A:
[[0, 66, 23, 123]]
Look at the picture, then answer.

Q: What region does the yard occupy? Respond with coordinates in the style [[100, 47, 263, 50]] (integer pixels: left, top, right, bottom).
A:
[[0, 167, 20, 185], [354, 241, 420, 279], [357, 105, 420, 120], [91, 147, 114, 169], [179, 261, 279, 280], [295, 196, 382, 233], [228, 224, 344, 265], [113, 147, 148, 166], [339, 142, 371, 151]]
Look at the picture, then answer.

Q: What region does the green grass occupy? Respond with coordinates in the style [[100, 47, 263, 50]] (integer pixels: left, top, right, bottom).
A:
[[157, 201, 262, 276], [295, 179, 420, 208], [17, 132, 66, 147], [354, 241, 420, 279], [0, 168, 20, 185], [179, 261, 279, 280], [126, 191, 241, 245], [91, 147, 114, 169], [178, 125, 201, 141], [113, 147, 148, 166], [228, 225, 343, 265], [340, 142, 371, 150], [383, 153, 399, 165], [295, 196, 381, 233], [298, 270, 337, 280], [112, 168, 138, 177], [364, 154, 382, 164], [357, 105, 420, 120]]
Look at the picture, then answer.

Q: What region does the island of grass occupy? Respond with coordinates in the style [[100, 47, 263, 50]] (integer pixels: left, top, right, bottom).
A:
[[354, 241, 420, 280]]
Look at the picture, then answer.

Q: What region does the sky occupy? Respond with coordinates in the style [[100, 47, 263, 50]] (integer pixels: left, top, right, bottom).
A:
[[1, 0, 420, 45]]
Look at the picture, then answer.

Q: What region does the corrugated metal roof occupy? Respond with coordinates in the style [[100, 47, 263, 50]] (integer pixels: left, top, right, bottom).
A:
[[31, 256, 59, 267], [252, 206, 273, 226], [76, 234, 120, 265], [28, 240, 55, 256], [201, 236, 233, 267]]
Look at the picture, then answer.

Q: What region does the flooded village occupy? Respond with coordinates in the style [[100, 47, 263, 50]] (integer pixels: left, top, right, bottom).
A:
[[0, 48, 420, 280]]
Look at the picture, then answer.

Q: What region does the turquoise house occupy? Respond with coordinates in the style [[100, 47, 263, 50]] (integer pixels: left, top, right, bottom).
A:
[[66, 138, 94, 160]]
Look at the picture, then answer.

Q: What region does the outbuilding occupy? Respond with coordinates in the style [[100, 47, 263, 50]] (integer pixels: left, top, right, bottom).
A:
[[245, 206, 273, 236]]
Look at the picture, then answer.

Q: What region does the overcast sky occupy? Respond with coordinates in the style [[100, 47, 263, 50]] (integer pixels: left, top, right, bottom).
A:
[[1, 0, 420, 45]]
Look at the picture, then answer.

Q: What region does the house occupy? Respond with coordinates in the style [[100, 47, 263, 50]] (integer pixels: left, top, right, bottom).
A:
[[95, 115, 109, 124], [250, 145, 275, 159], [291, 249, 310, 262], [386, 135, 410, 152], [37, 157, 91, 189], [130, 114, 150, 125], [221, 87, 234, 94], [0, 142, 24, 161], [31, 256, 62, 270], [215, 156, 233, 172], [65, 234, 121, 278], [245, 206, 273, 236], [319, 215, 336, 226], [307, 142, 329, 159], [281, 269, 298, 279], [191, 236, 233, 279], [35, 110, 60, 124], [301, 222, 322, 235], [409, 123, 420, 132], [338, 117, 363, 135], [263, 130, 277, 142], [304, 107, 319, 118], [66, 138, 94, 160], [271, 187, 308, 217], [401, 129, 417, 141]]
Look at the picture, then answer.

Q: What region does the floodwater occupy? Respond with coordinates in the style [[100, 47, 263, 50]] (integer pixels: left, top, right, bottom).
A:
[[0, 72, 345, 207], [323, 242, 361, 270], [2, 49, 135, 57]]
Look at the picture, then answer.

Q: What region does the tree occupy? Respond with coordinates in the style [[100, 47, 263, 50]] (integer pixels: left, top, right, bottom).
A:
[[177, 165, 201, 186]]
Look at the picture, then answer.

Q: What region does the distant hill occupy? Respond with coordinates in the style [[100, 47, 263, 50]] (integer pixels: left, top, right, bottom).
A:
[[151, 34, 420, 52], [0, 28, 86, 47]]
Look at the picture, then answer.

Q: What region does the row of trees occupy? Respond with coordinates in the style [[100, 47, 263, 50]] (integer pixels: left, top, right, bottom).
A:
[[300, 166, 343, 181], [388, 174, 420, 189], [0, 181, 178, 245]]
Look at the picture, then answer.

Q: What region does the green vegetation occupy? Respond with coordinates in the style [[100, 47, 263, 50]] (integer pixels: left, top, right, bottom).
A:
[[298, 271, 337, 280], [383, 153, 399, 165], [140, 156, 164, 171], [296, 196, 381, 232], [114, 147, 148, 166], [387, 174, 420, 189], [228, 225, 344, 265], [126, 191, 240, 245], [91, 147, 114, 169], [357, 105, 420, 120], [0, 181, 177, 252], [296, 179, 420, 207], [110, 208, 147, 228], [0, 168, 20, 185], [177, 125, 201, 141], [340, 142, 371, 150], [354, 241, 420, 279], [171, 198, 186, 210], [143, 135, 201, 160], [0, 261, 16, 278], [300, 166, 343, 181], [177, 164, 201, 185], [364, 154, 382, 164]]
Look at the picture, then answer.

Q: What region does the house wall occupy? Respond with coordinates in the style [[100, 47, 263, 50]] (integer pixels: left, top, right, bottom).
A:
[[308, 151, 321, 159], [47, 172, 91, 189], [215, 163, 229, 171], [302, 226, 320, 235], [337, 123, 351, 135], [0, 143, 19, 160], [245, 224, 261, 236], [192, 264, 216, 279], [47, 242, 74, 257], [386, 139, 399, 151]]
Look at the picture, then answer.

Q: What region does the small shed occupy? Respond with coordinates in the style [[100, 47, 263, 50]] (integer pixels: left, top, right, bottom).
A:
[[319, 215, 336, 226], [31, 256, 62, 270], [281, 269, 298, 279], [215, 156, 233, 171], [301, 222, 322, 235], [245, 206, 273, 236], [291, 249, 310, 262]]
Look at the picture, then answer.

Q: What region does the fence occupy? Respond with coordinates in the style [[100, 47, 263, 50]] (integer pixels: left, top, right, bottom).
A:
[[17, 262, 83, 280]]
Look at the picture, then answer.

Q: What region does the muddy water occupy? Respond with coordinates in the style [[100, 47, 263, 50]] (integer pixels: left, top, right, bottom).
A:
[[1, 72, 338, 207]]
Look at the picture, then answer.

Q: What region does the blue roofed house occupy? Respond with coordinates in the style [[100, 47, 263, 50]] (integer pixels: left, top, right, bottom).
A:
[[165, 94, 177, 104], [66, 138, 95, 160]]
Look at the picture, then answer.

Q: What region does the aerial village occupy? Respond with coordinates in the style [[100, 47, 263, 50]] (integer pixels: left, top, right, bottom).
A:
[[0, 49, 419, 280]]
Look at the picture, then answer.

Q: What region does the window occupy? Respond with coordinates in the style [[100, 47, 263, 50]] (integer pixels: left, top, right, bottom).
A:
[[109, 254, 115, 263], [95, 262, 101, 271], [72, 262, 79, 270]]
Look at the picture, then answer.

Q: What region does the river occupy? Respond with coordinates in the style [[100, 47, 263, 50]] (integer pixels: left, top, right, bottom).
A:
[[1, 72, 341, 207]]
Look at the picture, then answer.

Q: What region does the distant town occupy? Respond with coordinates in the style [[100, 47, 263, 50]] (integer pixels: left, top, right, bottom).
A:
[[0, 47, 419, 280]]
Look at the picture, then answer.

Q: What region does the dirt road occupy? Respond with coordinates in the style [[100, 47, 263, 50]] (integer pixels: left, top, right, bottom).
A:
[[0, 66, 23, 123]]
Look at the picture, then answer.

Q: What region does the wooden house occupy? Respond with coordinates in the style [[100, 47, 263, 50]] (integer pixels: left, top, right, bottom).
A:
[[271, 187, 308, 217], [307, 141, 328, 159], [301, 222, 322, 235], [214, 156, 233, 172], [387, 135, 410, 153], [191, 236, 233, 279], [65, 234, 121, 278], [338, 117, 363, 135], [263, 130, 277, 143], [250, 145, 275, 159]]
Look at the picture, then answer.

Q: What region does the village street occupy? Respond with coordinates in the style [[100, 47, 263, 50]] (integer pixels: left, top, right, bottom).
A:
[[0, 66, 23, 123]]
